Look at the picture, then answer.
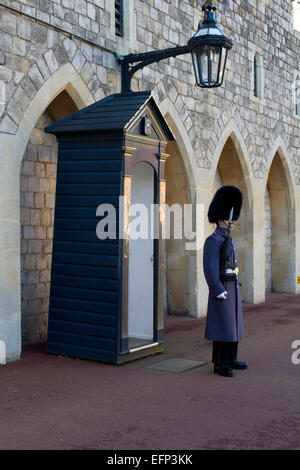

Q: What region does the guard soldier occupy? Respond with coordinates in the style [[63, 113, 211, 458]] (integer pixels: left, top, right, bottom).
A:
[[203, 185, 248, 377]]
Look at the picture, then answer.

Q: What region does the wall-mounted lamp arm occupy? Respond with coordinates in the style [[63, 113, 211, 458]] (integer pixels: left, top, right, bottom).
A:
[[118, 44, 191, 93]]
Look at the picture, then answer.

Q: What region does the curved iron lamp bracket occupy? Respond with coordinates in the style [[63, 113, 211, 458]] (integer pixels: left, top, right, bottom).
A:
[[118, 45, 191, 93]]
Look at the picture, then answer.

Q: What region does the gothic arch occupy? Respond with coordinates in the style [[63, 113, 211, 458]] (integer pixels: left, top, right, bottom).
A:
[[155, 94, 199, 317], [211, 119, 255, 304], [15, 63, 95, 169], [264, 135, 296, 207], [264, 137, 296, 293], [0, 63, 100, 358], [211, 119, 254, 201], [1, 33, 108, 137], [207, 104, 259, 176], [157, 93, 198, 196]]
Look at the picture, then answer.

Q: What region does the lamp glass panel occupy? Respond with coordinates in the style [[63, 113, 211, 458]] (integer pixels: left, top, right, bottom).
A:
[[208, 46, 221, 85], [200, 46, 208, 86], [192, 51, 201, 85], [220, 47, 228, 84]]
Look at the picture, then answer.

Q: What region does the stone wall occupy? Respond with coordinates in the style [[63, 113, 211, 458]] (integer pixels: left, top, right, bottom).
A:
[[0, 0, 299, 353], [0, 0, 299, 188], [20, 111, 57, 343]]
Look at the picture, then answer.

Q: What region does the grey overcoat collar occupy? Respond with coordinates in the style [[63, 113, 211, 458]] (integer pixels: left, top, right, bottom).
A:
[[214, 225, 228, 238]]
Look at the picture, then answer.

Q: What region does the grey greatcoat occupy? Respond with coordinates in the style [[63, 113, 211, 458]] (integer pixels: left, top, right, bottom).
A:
[[203, 225, 244, 342]]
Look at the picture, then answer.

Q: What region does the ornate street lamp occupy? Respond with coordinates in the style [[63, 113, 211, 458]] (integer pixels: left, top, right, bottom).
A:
[[119, 1, 233, 93], [188, 1, 233, 88]]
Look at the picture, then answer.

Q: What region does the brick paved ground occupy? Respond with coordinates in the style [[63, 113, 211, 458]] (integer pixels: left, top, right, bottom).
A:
[[0, 293, 299, 450]]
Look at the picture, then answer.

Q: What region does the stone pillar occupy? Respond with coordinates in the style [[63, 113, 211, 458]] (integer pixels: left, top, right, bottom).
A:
[[0, 134, 22, 362], [252, 179, 266, 303], [195, 168, 213, 317], [295, 186, 300, 295], [264, 186, 272, 292]]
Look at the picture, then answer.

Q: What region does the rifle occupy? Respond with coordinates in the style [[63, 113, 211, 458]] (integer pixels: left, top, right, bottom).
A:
[[220, 207, 238, 282]]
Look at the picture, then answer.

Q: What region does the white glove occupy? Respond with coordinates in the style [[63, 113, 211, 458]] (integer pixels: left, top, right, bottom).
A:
[[216, 291, 228, 300]]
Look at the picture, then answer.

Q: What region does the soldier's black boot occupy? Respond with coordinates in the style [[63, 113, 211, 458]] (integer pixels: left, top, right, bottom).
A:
[[214, 364, 235, 377], [228, 359, 248, 369]]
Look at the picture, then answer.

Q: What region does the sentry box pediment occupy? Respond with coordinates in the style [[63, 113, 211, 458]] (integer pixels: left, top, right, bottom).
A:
[[45, 91, 174, 364]]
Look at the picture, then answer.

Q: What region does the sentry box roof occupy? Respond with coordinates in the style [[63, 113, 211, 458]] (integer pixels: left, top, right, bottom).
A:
[[45, 90, 174, 140]]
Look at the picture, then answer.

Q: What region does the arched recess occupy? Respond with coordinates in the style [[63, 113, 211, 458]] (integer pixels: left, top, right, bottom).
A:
[[295, 74, 300, 116], [18, 65, 96, 344], [264, 141, 296, 294], [211, 121, 254, 303], [158, 96, 198, 317], [0, 65, 100, 360]]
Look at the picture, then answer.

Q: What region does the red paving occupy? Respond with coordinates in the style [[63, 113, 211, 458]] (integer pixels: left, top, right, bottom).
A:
[[0, 293, 300, 450]]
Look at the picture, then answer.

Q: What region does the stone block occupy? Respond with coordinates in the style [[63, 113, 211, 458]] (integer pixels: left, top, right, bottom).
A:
[[30, 210, 40, 226], [32, 227, 45, 243], [53, 43, 69, 66], [28, 239, 43, 254], [21, 160, 35, 176], [46, 254, 52, 269], [49, 179, 57, 193], [36, 57, 51, 80], [74, 0, 87, 15], [44, 49, 59, 73], [20, 208, 30, 225], [0, 114, 17, 134], [36, 254, 47, 270], [39, 270, 51, 283], [0, 31, 13, 53], [45, 193, 55, 209], [45, 163, 57, 178], [40, 208, 51, 226], [38, 146, 51, 162], [22, 284, 36, 300], [40, 178, 50, 192], [13, 37, 27, 56], [72, 50, 86, 72], [36, 283, 46, 298], [28, 64, 44, 89], [34, 193, 45, 209], [35, 162, 46, 178], [43, 239, 53, 253], [27, 270, 40, 284], [23, 192, 34, 208], [28, 177, 39, 192], [31, 23, 47, 45], [24, 254, 36, 270], [81, 62, 94, 83]]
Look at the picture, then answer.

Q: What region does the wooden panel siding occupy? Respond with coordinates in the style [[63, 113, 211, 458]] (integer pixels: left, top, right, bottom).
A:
[[47, 135, 123, 362]]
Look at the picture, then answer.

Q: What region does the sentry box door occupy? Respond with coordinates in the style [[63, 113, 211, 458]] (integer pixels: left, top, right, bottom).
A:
[[128, 162, 155, 350], [45, 91, 174, 364]]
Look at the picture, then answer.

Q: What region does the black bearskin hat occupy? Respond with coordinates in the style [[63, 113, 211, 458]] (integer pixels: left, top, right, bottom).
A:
[[208, 186, 243, 223]]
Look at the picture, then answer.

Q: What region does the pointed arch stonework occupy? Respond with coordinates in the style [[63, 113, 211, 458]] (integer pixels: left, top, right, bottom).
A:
[[209, 120, 257, 304], [264, 137, 298, 295], [15, 63, 95, 169], [0, 65, 100, 362], [155, 93, 200, 318]]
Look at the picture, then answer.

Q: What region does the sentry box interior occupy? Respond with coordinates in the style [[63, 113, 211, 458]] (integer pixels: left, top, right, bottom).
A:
[[45, 91, 174, 363]]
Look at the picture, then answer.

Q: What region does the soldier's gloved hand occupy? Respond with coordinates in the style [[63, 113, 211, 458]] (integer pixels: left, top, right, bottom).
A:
[[216, 291, 228, 300]]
